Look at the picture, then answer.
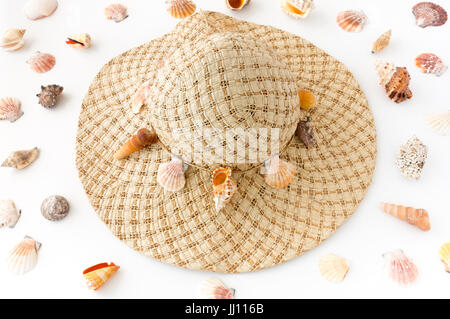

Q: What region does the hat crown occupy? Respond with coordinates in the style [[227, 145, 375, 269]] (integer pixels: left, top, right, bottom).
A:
[[150, 32, 300, 170]]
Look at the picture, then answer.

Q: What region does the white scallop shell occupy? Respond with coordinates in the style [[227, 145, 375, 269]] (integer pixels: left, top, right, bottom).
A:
[[200, 278, 235, 299], [131, 81, 152, 114], [318, 254, 349, 283], [157, 155, 187, 192], [104, 3, 128, 22], [0, 29, 26, 52], [426, 111, 450, 136], [383, 249, 418, 285], [24, 0, 58, 20], [7, 236, 41, 275], [0, 97, 23, 122], [27, 51, 56, 73], [0, 200, 21, 228]]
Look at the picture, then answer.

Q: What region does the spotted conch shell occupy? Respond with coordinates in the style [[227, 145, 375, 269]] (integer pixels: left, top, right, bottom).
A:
[[7, 236, 41, 275], [374, 60, 412, 103], [379, 202, 430, 231], [0, 29, 26, 52], [396, 135, 427, 180], [211, 167, 237, 211], [24, 0, 58, 20], [226, 0, 251, 11], [412, 2, 447, 28], [166, 0, 196, 19], [157, 155, 187, 192], [0, 200, 21, 228], [104, 4, 128, 22], [371, 29, 391, 54], [0, 97, 23, 122], [131, 81, 152, 114], [281, 0, 314, 19], [415, 53, 447, 76], [27, 51, 55, 73], [383, 250, 418, 285], [438, 243, 450, 273], [318, 254, 349, 283], [336, 10, 367, 32], [83, 262, 120, 290], [426, 111, 450, 136], [263, 155, 296, 189], [200, 278, 235, 299]]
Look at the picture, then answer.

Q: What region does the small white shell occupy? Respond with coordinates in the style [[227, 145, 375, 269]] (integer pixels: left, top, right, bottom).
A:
[[0, 97, 23, 122], [200, 278, 235, 299], [27, 51, 56, 73], [0, 29, 26, 52], [104, 3, 128, 22], [24, 0, 58, 20], [157, 155, 187, 192], [426, 111, 450, 136], [131, 81, 152, 114], [0, 200, 21, 228], [374, 59, 396, 86], [318, 254, 349, 283], [7, 236, 41, 275]]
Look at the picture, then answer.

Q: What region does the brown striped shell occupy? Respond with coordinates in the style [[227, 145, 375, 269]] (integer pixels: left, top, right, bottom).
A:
[[412, 2, 447, 28]]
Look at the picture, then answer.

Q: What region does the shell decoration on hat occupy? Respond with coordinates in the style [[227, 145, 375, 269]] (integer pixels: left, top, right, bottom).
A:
[[200, 278, 235, 299], [226, 0, 251, 11], [336, 10, 367, 32], [104, 3, 128, 23], [0, 97, 23, 122], [379, 202, 430, 231], [383, 250, 418, 285], [0, 200, 21, 228], [438, 243, 450, 273], [24, 0, 57, 20], [166, 0, 196, 19], [263, 155, 296, 189], [157, 155, 187, 192], [374, 60, 412, 103], [66, 33, 91, 49], [371, 30, 391, 54], [115, 128, 158, 160], [426, 111, 450, 136], [2, 147, 39, 170], [83, 262, 120, 290], [415, 53, 447, 77], [396, 135, 427, 180], [27, 51, 55, 73], [7, 236, 41, 275], [412, 2, 447, 28], [0, 29, 26, 52], [131, 81, 152, 114], [318, 254, 349, 283], [211, 167, 237, 211], [281, 0, 314, 19]]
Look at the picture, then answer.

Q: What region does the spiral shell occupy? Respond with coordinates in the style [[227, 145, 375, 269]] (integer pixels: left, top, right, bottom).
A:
[[7, 236, 41, 275], [318, 254, 349, 283], [384, 250, 418, 285], [379, 202, 430, 231], [374, 60, 412, 103], [263, 155, 295, 189], [104, 3, 128, 22], [200, 278, 235, 299], [166, 0, 196, 19], [211, 167, 237, 211], [415, 53, 447, 76], [336, 10, 367, 32], [27, 51, 55, 73], [41, 195, 70, 221], [371, 29, 391, 54], [66, 33, 91, 49], [412, 2, 447, 28], [396, 135, 427, 180], [0, 200, 21, 228], [131, 81, 152, 114], [24, 0, 58, 20], [281, 0, 314, 19], [0, 97, 23, 122], [426, 111, 450, 136], [0, 29, 26, 52], [83, 262, 120, 290], [438, 243, 450, 273], [157, 155, 186, 192], [1, 147, 39, 170], [226, 0, 251, 11]]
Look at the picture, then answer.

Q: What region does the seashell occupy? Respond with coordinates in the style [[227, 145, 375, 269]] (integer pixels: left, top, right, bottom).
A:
[[298, 89, 316, 110], [115, 128, 158, 160], [0, 200, 21, 228], [412, 2, 447, 28], [24, 0, 58, 20], [296, 117, 316, 147], [200, 278, 235, 299], [318, 254, 349, 283], [166, 0, 196, 19], [383, 250, 418, 285], [438, 243, 450, 273], [396, 135, 427, 180], [374, 60, 412, 103], [7, 236, 41, 275], [0, 97, 23, 123], [426, 111, 450, 136], [211, 167, 237, 211], [66, 33, 91, 49], [0, 29, 26, 52], [131, 81, 152, 114], [104, 3, 128, 22], [83, 262, 120, 290], [263, 155, 295, 189], [371, 29, 391, 54], [2, 147, 39, 170], [415, 53, 447, 77], [336, 10, 367, 32], [37, 84, 63, 109], [281, 0, 314, 19], [41, 195, 70, 221], [226, 0, 251, 11], [157, 155, 187, 192], [27, 51, 55, 73], [379, 202, 430, 231]]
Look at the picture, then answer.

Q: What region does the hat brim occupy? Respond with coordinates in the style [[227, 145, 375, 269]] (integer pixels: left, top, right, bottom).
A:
[[76, 11, 376, 273]]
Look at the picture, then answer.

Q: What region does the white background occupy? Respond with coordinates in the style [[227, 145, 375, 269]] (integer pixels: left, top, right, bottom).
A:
[[0, 0, 449, 299]]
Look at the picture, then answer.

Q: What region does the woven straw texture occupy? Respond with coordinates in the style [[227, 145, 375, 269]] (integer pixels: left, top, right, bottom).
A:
[[76, 11, 377, 273]]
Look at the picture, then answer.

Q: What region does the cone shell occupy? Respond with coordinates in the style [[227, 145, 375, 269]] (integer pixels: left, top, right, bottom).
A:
[[438, 243, 450, 272], [2, 147, 39, 170], [374, 60, 412, 103], [384, 250, 418, 285], [157, 156, 186, 192], [226, 0, 251, 11], [27, 51, 55, 73], [24, 0, 58, 20], [264, 155, 295, 189], [200, 278, 235, 299], [7, 236, 41, 275], [396, 135, 427, 180], [379, 202, 430, 231], [412, 2, 447, 28], [211, 167, 237, 211], [0, 97, 23, 122], [66, 33, 91, 49], [0, 200, 21, 228], [415, 53, 447, 76], [318, 254, 349, 283], [281, 0, 314, 18], [166, 0, 196, 19], [115, 128, 158, 160], [83, 262, 120, 290], [371, 29, 391, 54], [426, 111, 450, 136], [298, 89, 316, 110], [0, 29, 26, 52], [131, 81, 152, 114], [104, 3, 128, 22], [336, 10, 367, 32]]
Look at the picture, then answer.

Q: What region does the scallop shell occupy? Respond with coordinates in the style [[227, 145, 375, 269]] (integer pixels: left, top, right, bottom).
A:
[[412, 2, 447, 28], [157, 155, 187, 192], [200, 278, 235, 299], [438, 243, 450, 272], [396, 135, 427, 180], [66, 33, 91, 49], [374, 60, 412, 103], [27, 51, 55, 73], [83, 262, 120, 290], [131, 81, 152, 114], [0, 200, 21, 228], [383, 250, 418, 285], [166, 0, 196, 19], [415, 53, 447, 76], [371, 29, 391, 54], [281, 0, 314, 19], [211, 167, 238, 211], [0, 97, 23, 122], [263, 155, 295, 189], [104, 4, 128, 22], [0, 29, 26, 52], [318, 254, 349, 283], [41, 195, 70, 221], [1, 147, 39, 170], [7, 236, 41, 275], [24, 0, 58, 20], [336, 10, 367, 32], [426, 111, 450, 135], [226, 0, 251, 11]]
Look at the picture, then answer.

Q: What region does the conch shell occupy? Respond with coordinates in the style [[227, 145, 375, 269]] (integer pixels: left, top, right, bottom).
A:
[[211, 167, 237, 211], [0, 97, 23, 122], [263, 155, 296, 189], [412, 2, 447, 28], [371, 29, 391, 54], [0, 200, 21, 228], [166, 0, 196, 19], [24, 0, 58, 20], [336, 10, 367, 32], [415, 53, 447, 76], [396, 135, 427, 180], [200, 278, 235, 299], [7, 236, 41, 275], [296, 117, 316, 147], [27, 51, 56, 73], [66, 33, 91, 49], [374, 60, 412, 103], [2, 147, 39, 170], [0, 29, 26, 52], [318, 254, 349, 283], [114, 128, 158, 160], [83, 262, 120, 290], [426, 111, 450, 136], [379, 202, 430, 231], [157, 155, 187, 192], [383, 250, 418, 285], [281, 0, 314, 19], [37, 84, 63, 109], [438, 243, 450, 273], [226, 0, 251, 11]]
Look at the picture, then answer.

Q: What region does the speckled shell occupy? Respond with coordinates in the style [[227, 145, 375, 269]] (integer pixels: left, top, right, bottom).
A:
[[166, 0, 196, 19], [157, 156, 186, 192], [0, 29, 26, 52], [415, 53, 447, 76], [226, 0, 251, 11], [83, 262, 120, 290], [0, 97, 23, 122], [281, 0, 314, 18], [131, 81, 152, 114], [374, 60, 412, 103], [384, 250, 418, 285], [211, 167, 237, 211], [396, 135, 427, 180], [7, 236, 41, 275], [41, 195, 70, 221], [27, 51, 55, 73], [318, 254, 349, 283], [24, 0, 58, 20], [0, 200, 21, 228], [66, 33, 91, 49], [426, 111, 450, 136], [104, 3, 128, 22], [371, 29, 391, 54], [412, 2, 447, 28], [37, 84, 63, 108], [263, 155, 295, 189], [1, 147, 39, 170], [337, 10, 367, 32], [200, 278, 235, 299], [438, 243, 450, 272]]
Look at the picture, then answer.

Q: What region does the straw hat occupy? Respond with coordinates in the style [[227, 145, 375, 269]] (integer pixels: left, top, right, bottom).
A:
[[76, 11, 376, 273]]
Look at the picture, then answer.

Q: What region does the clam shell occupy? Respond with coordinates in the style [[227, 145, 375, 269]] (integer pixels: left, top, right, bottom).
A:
[[27, 51, 55, 73], [371, 29, 391, 54], [0, 29, 26, 52], [24, 0, 58, 20], [7, 236, 41, 275], [66, 33, 91, 49], [413, 2, 447, 28], [211, 167, 237, 211], [41, 195, 70, 221], [157, 156, 186, 192], [426, 111, 450, 135], [415, 53, 447, 76], [200, 278, 235, 299], [396, 135, 427, 180], [337, 10, 367, 32], [318, 254, 349, 283], [226, 0, 250, 11], [438, 243, 450, 272], [83, 262, 120, 290], [131, 81, 152, 114], [104, 3, 128, 23], [0, 200, 21, 228], [0, 97, 23, 122], [281, 0, 314, 19], [166, 0, 196, 19], [263, 155, 295, 189], [1, 147, 39, 170], [384, 250, 418, 285]]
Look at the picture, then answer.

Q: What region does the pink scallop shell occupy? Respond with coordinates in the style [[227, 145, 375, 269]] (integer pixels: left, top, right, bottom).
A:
[[384, 250, 419, 285], [412, 2, 448, 28], [104, 3, 128, 22], [336, 10, 367, 32], [27, 51, 55, 73], [0, 97, 23, 122], [415, 53, 447, 76]]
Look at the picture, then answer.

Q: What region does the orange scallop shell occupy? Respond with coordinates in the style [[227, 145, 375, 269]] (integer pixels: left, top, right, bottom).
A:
[[336, 10, 367, 32], [166, 0, 196, 19], [264, 156, 296, 189], [27, 51, 55, 73], [415, 53, 447, 76]]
